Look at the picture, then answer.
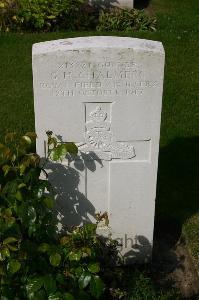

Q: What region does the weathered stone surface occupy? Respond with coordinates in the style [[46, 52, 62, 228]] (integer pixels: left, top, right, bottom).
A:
[[32, 36, 165, 263]]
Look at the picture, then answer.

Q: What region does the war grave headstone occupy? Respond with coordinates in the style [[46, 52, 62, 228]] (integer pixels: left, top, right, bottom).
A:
[[32, 36, 165, 263]]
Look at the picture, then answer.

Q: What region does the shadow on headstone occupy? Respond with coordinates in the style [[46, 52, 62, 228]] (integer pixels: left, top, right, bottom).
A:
[[123, 235, 152, 264], [45, 151, 103, 230]]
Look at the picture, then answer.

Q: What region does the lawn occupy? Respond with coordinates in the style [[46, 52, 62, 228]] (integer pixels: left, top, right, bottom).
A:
[[0, 0, 198, 272]]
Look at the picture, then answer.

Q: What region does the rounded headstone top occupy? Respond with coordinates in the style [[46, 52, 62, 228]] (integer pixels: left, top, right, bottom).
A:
[[32, 36, 164, 56]]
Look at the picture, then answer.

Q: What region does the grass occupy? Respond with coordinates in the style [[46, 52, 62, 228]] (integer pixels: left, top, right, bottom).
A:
[[0, 0, 198, 277]]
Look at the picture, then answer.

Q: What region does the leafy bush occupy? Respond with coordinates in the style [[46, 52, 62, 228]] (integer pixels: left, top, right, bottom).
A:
[[97, 7, 157, 32], [0, 0, 18, 31], [16, 0, 92, 31], [0, 0, 98, 31], [0, 0, 156, 32], [0, 131, 120, 299]]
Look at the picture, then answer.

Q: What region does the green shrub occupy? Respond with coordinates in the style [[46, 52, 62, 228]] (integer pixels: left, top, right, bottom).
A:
[[0, 0, 18, 31], [0, 0, 157, 32], [0, 0, 98, 31], [0, 131, 120, 299], [97, 7, 157, 32], [15, 0, 89, 31]]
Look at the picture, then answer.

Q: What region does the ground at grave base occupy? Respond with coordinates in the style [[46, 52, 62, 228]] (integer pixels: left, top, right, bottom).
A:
[[102, 217, 199, 299], [152, 217, 199, 299], [109, 218, 199, 299]]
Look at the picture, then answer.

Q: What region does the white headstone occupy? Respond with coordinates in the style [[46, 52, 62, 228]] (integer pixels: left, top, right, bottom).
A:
[[32, 36, 165, 263], [89, 0, 134, 9], [112, 0, 134, 9]]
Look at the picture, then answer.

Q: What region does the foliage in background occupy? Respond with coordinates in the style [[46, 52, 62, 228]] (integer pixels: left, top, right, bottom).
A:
[[0, 0, 98, 31], [0, 0, 18, 31], [97, 8, 156, 32], [0, 0, 156, 32]]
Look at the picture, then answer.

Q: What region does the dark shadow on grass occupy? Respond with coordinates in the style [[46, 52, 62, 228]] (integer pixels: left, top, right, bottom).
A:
[[156, 136, 199, 229], [152, 137, 199, 294]]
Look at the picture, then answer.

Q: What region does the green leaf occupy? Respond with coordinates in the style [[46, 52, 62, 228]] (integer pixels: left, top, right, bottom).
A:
[[3, 180, 18, 196], [83, 223, 97, 238], [7, 244, 18, 251], [15, 190, 23, 201], [25, 132, 37, 140], [27, 206, 36, 224], [49, 253, 61, 267], [3, 237, 18, 245], [60, 236, 70, 246], [26, 277, 43, 294], [5, 132, 16, 143], [77, 291, 92, 300], [18, 183, 26, 189], [88, 263, 100, 274], [49, 144, 66, 161], [48, 137, 57, 147], [22, 135, 32, 145], [19, 163, 26, 175], [47, 15, 56, 19], [89, 276, 105, 299], [27, 289, 46, 300], [65, 143, 78, 155], [75, 266, 83, 277], [63, 293, 75, 300], [43, 197, 55, 209], [1, 247, 10, 258], [82, 247, 92, 257], [68, 250, 82, 262], [38, 243, 50, 253], [2, 164, 11, 176], [43, 274, 56, 294], [56, 273, 65, 284], [78, 271, 92, 289], [48, 292, 62, 300], [7, 259, 21, 274]]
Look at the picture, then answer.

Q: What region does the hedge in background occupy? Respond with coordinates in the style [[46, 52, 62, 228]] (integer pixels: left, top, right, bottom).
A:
[[0, 0, 156, 32], [0, 0, 98, 31]]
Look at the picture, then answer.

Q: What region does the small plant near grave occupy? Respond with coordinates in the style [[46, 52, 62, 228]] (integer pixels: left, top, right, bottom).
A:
[[0, 131, 121, 299], [97, 7, 157, 32]]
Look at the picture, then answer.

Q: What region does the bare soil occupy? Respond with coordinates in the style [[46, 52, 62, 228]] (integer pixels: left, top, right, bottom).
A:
[[153, 218, 199, 299]]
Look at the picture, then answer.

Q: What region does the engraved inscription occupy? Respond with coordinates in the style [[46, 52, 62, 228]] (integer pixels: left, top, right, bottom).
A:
[[39, 58, 160, 98]]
